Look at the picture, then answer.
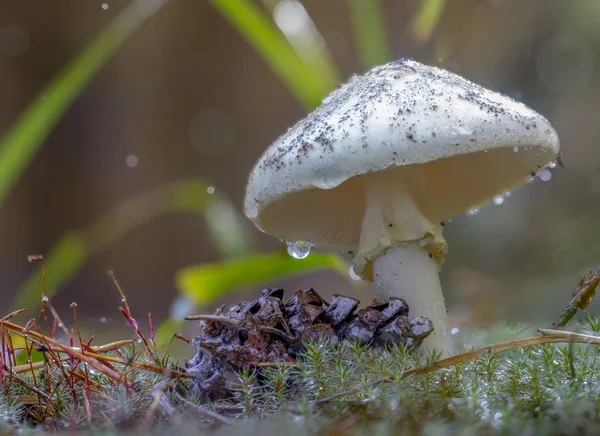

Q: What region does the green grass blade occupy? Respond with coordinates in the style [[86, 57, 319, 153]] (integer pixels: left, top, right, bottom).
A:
[[204, 196, 253, 259], [348, 0, 391, 68], [409, 0, 447, 44], [259, 0, 340, 93], [12, 179, 249, 310], [176, 251, 349, 308], [210, 0, 334, 109], [0, 0, 169, 207]]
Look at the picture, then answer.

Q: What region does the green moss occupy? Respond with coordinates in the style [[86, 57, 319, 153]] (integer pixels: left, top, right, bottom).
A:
[[5, 320, 600, 434]]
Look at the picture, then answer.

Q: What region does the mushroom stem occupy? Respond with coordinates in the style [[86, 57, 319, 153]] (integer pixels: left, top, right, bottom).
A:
[[373, 244, 452, 355]]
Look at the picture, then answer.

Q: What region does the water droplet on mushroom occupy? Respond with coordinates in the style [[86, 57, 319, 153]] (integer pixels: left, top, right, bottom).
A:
[[549, 160, 557, 169], [348, 266, 361, 281], [538, 169, 552, 182], [513, 146, 519, 153], [503, 191, 511, 197], [467, 207, 480, 216], [286, 241, 312, 259], [493, 195, 504, 205]]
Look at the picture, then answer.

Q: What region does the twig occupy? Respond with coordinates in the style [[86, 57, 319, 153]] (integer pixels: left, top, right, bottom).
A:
[[184, 314, 238, 324], [45, 302, 70, 336], [39, 339, 135, 354], [1, 309, 27, 321], [108, 270, 131, 315], [3, 366, 50, 400], [174, 391, 239, 427], [1, 320, 125, 384], [316, 328, 600, 404], [12, 340, 135, 374], [159, 393, 185, 427], [553, 270, 600, 327], [185, 314, 290, 339], [141, 381, 168, 429]]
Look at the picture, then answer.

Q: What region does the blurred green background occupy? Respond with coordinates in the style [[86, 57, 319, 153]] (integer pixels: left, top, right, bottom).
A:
[[0, 0, 599, 350]]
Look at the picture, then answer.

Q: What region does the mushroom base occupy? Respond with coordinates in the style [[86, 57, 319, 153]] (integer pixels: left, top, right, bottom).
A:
[[372, 244, 452, 355], [353, 169, 452, 354]]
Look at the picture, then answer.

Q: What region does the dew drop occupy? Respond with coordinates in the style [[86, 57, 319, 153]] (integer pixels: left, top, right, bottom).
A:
[[549, 160, 557, 169], [57, 323, 63, 328], [101, 2, 109, 10], [70, 302, 78, 308], [451, 327, 460, 336], [41, 296, 49, 303], [539, 169, 552, 182], [286, 241, 312, 259], [513, 146, 519, 153], [467, 207, 480, 216], [207, 186, 215, 195], [493, 195, 504, 205], [100, 317, 107, 324], [348, 266, 361, 281], [503, 191, 511, 197]]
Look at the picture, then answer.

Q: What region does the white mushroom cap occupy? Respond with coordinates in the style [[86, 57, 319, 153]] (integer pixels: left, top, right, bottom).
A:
[[244, 59, 560, 277]]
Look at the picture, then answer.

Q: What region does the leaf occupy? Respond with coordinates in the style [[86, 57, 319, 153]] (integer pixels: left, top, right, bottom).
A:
[[210, 0, 334, 109], [348, 0, 391, 68], [409, 0, 447, 44], [176, 251, 349, 307], [0, 0, 170, 207]]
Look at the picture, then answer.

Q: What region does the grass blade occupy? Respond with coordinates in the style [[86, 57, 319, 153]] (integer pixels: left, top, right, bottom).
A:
[[348, 0, 391, 68], [0, 0, 170, 208], [210, 0, 334, 109], [409, 0, 447, 44], [260, 0, 340, 91]]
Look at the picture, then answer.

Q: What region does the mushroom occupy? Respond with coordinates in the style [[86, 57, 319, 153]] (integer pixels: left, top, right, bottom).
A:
[[243, 59, 560, 354]]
